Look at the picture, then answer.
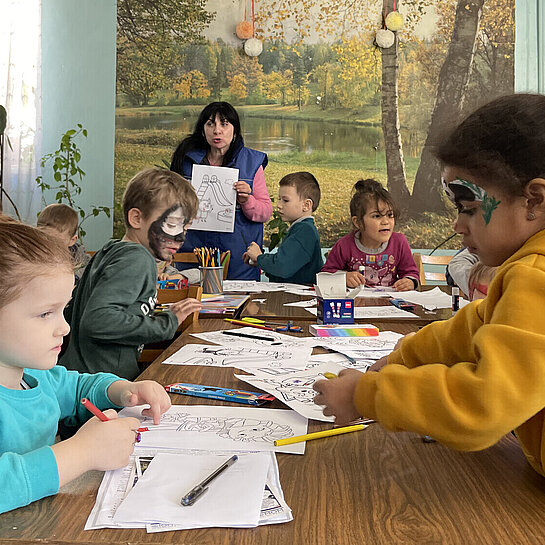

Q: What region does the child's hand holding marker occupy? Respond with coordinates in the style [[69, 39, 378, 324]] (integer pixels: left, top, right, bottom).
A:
[[313, 369, 364, 425]]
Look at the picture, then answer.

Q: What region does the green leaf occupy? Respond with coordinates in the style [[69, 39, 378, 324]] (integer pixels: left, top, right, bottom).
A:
[[54, 171, 62, 182]]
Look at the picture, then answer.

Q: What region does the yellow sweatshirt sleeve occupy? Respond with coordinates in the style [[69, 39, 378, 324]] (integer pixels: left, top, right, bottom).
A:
[[354, 260, 545, 451]]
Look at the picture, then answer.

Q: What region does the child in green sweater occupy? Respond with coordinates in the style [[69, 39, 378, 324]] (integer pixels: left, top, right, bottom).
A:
[[243, 171, 324, 285], [60, 168, 202, 380]]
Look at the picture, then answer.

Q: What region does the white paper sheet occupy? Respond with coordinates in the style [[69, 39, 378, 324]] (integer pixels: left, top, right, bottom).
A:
[[354, 305, 418, 319], [192, 326, 312, 348], [190, 165, 238, 233], [236, 362, 347, 422], [283, 298, 317, 307], [163, 342, 312, 373], [113, 452, 269, 527], [119, 404, 308, 455], [222, 280, 312, 293], [86, 449, 292, 531]]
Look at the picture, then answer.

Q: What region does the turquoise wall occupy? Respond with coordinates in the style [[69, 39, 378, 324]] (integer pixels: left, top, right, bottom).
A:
[[41, 0, 116, 250]]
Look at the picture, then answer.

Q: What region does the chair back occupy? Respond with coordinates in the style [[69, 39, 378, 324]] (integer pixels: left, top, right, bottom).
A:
[[413, 253, 452, 285]]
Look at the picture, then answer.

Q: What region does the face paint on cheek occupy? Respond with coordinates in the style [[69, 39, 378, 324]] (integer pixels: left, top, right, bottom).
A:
[[148, 205, 190, 259], [442, 177, 501, 225]]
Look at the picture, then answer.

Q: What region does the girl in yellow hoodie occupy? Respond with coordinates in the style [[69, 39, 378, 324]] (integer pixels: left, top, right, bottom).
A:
[[314, 93, 545, 475]]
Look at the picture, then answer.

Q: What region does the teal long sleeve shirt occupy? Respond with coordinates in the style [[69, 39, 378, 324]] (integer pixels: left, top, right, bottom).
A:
[[0, 365, 122, 514], [257, 217, 324, 285]]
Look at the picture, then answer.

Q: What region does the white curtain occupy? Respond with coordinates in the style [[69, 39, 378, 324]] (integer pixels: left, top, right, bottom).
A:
[[0, 0, 42, 223], [515, 0, 545, 93]]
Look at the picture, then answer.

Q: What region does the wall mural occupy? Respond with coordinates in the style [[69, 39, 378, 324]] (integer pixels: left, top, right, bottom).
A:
[[114, 0, 514, 249]]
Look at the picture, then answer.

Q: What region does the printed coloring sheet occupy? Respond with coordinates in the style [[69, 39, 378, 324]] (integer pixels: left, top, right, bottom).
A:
[[119, 404, 308, 455], [162, 342, 312, 374], [192, 326, 312, 348], [190, 165, 238, 233], [236, 362, 347, 422]]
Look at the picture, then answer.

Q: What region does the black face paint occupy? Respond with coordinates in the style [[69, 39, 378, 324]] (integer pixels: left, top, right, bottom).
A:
[[148, 204, 190, 260]]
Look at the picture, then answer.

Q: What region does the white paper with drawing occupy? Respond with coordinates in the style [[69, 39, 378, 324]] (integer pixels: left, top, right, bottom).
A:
[[113, 452, 270, 527], [119, 404, 308, 455], [236, 362, 347, 422], [163, 342, 312, 373], [190, 164, 238, 232], [192, 326, 312, 348]]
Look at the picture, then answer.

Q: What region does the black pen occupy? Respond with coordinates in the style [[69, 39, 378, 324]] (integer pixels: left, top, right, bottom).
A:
[[222, 330, 280, 343], [181, 455, 238, 506]]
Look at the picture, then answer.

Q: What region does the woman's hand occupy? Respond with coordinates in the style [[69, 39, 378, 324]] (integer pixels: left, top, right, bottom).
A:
[[346, 270, 366, 288], [234, 181, 252, 204], [313, 369, 364, 425]]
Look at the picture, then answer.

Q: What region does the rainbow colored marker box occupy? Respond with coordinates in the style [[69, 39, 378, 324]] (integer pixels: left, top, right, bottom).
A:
[[309, 324, 379, 337], [317, 297, 355, 325]]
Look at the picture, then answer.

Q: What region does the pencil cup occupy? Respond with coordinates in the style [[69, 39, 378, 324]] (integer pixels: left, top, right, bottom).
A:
[[199, 266, 223, 294]]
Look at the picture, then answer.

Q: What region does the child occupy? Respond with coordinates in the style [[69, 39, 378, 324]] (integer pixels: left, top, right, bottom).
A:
[[37, 203, 90, 280], [321, 179, 419, 290], [467, 261, 497, 301], [243, 172, 324, 285], [60, 168, 202, 381], [313, 93, 545, 476], [446, 247, 479, 296], [0, 216, 172, 514]]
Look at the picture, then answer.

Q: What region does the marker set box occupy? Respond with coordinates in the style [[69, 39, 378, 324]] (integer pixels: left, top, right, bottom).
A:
[[314, 271, 359, 325], [316, 298, 355, 325], [165, 383, 275, 406]]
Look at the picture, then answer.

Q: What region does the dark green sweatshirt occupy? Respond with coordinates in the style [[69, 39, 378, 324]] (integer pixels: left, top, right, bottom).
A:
[[257, 217, 324, 285], [60, 240, 178, 380]]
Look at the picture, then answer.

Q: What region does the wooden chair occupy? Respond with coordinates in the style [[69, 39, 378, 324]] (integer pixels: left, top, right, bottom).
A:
[[413, 253, 453, 285], [138, 285, 202, 365], [173, 251, 230, 280]]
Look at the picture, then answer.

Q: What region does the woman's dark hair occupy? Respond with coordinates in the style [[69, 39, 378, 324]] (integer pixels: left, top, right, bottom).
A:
[[436, 93, 545, 196], [170, 102, 243, 173], [350, 179, 399, 227]]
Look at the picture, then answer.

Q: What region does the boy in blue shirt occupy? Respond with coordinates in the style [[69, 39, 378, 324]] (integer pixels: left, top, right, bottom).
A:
[[243, 172, 324, 285]]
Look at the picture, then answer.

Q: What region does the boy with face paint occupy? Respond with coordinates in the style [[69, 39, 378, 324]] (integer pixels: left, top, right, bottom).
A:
[[60, 168, 202, 382]]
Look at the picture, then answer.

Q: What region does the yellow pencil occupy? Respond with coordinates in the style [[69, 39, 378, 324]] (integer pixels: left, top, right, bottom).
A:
[[274, 424, 366, 446], [323, 372, 338, 379]]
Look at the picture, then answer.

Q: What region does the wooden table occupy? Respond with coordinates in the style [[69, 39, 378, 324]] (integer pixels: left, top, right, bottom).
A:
[[3, 319, 545, 545], [241, 290, 454, 325]]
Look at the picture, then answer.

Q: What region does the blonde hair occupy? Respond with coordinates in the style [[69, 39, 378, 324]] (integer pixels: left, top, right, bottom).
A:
[[37, 203, 79, 237], [0, 215, 73, 309], [122, 168, 199, 226], [468, 262, 497, 301]]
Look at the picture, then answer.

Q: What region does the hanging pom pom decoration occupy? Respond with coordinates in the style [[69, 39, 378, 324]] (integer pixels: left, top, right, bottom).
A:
[[236, 0, 253, 39], [375, 29, 395, 49], [244, 37, 263, 56], [385, 11, 404, 31], [236, 20, 254, 40]]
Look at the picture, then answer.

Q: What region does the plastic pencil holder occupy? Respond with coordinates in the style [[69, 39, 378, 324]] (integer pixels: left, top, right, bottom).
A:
[[199, 266, 223, 294]]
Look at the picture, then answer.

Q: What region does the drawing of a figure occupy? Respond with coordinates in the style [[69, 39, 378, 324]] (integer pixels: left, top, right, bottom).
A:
[[263, 375, 317, 404], [183, 345, 291, 367], [144, 413, 292, 443]]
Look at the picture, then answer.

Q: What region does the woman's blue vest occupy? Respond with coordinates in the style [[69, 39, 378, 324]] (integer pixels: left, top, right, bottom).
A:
[[179, 141, 268, 280]]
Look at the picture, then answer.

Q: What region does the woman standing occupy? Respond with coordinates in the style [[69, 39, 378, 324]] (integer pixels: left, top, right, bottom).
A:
[[170, 102, 272, 280]]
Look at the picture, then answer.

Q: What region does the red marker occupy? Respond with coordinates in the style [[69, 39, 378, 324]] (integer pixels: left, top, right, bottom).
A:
[[80, 398, 145, 441]]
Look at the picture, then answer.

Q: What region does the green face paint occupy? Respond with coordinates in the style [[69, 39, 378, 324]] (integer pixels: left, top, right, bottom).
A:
[[442, 177, 501, 225]]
